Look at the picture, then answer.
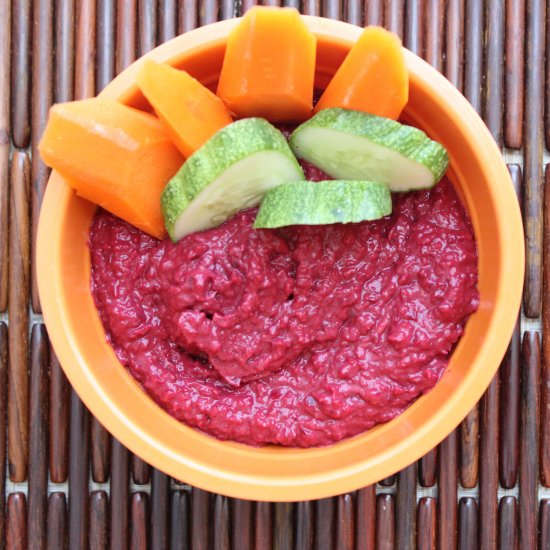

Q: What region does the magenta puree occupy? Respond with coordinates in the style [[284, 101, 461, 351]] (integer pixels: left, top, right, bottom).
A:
[[89, 178, 479, 447]]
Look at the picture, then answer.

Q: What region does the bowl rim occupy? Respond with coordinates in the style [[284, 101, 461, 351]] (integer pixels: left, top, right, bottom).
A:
[[37, 16, 524, 501]]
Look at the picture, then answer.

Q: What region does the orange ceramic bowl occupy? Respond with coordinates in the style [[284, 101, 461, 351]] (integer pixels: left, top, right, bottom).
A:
[[37, 17, 524, 501]]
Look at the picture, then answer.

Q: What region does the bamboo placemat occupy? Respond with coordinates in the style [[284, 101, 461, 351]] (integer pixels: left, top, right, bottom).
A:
[[1, 0, 548, 548]]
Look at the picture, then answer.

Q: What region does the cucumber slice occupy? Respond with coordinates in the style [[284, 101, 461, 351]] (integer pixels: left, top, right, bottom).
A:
[[161, 118, 305, 241], [253, 180, 392, 228], [290, 108, 448, 191]]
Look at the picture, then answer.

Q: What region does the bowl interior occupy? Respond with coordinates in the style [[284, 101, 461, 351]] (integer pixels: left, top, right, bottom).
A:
[[38, 17, 523, 501]]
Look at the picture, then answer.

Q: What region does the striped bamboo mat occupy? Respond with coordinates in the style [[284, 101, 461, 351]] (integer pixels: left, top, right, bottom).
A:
[[1, 0, 549, 548]]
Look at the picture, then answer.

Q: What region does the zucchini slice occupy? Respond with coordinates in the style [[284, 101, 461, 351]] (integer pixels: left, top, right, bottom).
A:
[[254, 180, 392, 228], [290, 108, 448, 191], [161, 118, 305, 241]]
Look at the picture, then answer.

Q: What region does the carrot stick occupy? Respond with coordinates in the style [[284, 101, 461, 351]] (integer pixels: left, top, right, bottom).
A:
[[136, 60, 233, 158], [38, 98, 183, 238], [314, 26, 409, 120], [216, 6, 316, 123]]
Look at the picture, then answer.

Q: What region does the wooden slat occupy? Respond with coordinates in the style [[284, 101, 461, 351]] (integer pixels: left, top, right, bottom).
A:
[[150, 469, 170, 550], [274, 502, 294, 550], [301, 0, 320, 15], [539, 500, 550, 550], [11, 0, 31, 149], [191, 488, 211, 550], [457, 498, 478, 550], [170, 490, 190, 550], [75, 0, 96, 97], [314, 498, 335, 550], [8, 150, 30, 483], [6, 493, 26, 550], [417, 498, 436, 550], [49, 348, 69, 483], [375, 494, 395, 550], [178, 0, 198, 33], [509, 163, 523, 200], [464, 0, 484, 113], [255, 501, 272, 550], [424, 0, 443, 71], [484, 0, 505, 145], [355, 486, 375, 550], [131, 493, 149, 550], [459, 407, 479, 489], [159, 0, 178, 42], [445, 0, 465, 92], [384, 0, 404, 38], [213, 495, 230, 550], [547, 3, 550, 150], [542, 165, 550, 487], [498, 497, 517, 550], [364, 0, 383, 26], [344, 0, 361, 26], [395, 464, 416, 550], [232, 499, 253, 550], [499, 204, 521, 487], [438, 430, 458, 550], [295, 501, 313, 550], [200, 0, 218, 25], [47, 492, 67, 550], [91, 418, 110, 483], [220, 0, 234, 19], [89, 490, 109, 550], [403, 0, 424, 57], [132, 456, 151, 485], [96, 0, 116, 92], [27, 324, 50, 550], [0, 324, 7, 547], [55, 0, 75, 103], [504, 0, 525, 148], [379, 477, 395, 487], [0, 0, 11, 313], [522, 0, 546, 318], [117, 0, 137, 73], [68, 391, 90, 550], [479, 376, 499, 550], [322, 0, 341, 20], [519, 331, 540, 550], [30, 0, 54, 312], [419, 449, 437, 487], [110, 439, 130, 550], [336, 494, 354, 550], [139, 0, 158, 56]]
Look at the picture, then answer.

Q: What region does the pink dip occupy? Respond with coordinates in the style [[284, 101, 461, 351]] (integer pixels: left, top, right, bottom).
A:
[[89, 175, 479, 447]]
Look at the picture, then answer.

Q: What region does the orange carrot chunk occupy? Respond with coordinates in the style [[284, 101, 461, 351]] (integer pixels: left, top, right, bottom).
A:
[[216, 6, 316, 123], [38, 98, 183, 239], [136, 60, 233, 158], [314, 26, 408, 120]]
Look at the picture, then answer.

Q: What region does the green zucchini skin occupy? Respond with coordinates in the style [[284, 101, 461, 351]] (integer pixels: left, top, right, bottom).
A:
[[254, 180, 392, 228], [290, 108, 449, 191], [161, 118, 304, 241]]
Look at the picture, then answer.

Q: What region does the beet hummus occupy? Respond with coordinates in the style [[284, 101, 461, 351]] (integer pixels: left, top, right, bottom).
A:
[[89, 176, 479, 447]]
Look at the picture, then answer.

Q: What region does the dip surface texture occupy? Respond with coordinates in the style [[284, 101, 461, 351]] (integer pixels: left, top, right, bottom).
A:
[[89, 178, 479, 447]]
